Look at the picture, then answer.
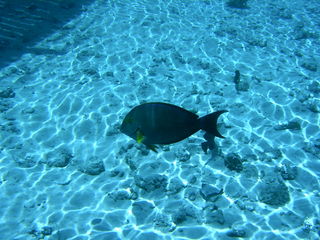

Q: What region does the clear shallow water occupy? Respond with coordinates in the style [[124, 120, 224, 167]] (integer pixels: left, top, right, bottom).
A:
[[0, 0, 319, 239]]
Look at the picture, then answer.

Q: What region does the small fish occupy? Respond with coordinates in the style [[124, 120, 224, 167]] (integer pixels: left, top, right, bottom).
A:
[[120, 102, 227, 151]]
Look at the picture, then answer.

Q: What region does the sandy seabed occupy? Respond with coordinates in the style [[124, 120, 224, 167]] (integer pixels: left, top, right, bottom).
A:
[[0, 0, 320, 239]]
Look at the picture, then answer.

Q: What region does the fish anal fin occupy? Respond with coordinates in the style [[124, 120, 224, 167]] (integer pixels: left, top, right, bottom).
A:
[[146, 144, 158, 153]]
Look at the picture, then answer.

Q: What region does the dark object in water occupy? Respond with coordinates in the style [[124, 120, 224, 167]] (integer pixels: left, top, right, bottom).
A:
[[274, 121, 301, 131], [224, 153, 243, 172], [0, 87, 15, 98], [234, 70, 241, 84], [227, 0, 248, 9], [233, 70, 249, 92], [120, 102, 227, 151], [201, 132, 216, 154]]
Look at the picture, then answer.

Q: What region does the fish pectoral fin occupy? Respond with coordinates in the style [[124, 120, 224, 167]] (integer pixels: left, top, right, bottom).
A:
[[146, 144, 158, 153], [135, 129, 158, 152], [136, 129, 145, 143]]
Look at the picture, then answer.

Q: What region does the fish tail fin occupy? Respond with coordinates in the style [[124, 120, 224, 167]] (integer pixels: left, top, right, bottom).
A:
[[199, 110, 228, 138]]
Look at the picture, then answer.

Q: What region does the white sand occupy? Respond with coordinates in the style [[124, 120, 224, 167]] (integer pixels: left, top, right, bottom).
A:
[[0, 0, 319, 239]]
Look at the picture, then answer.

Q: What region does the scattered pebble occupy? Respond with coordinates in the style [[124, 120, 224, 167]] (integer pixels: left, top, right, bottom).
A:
[[45, 148, 73, 168], [41, 226, 53, 236], [301, 60, 318, 72], [0, 88, 15, 98], [135, 174, 168, 193], [200, 184, 223, 201], [77, 156, 105, 175], [274, 121, 301, 131], [132, 200, 155, 225], [279, 163, 298, 180], [224, 153, 243, 172], [226, 228, 246, 238], [258, 177, 290, 207]]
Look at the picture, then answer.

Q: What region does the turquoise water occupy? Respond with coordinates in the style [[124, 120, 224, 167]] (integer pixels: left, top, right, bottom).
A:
[[0, 0, 319, 239]]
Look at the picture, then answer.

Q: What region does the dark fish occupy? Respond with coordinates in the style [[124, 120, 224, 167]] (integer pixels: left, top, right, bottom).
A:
[[120, 102, 227, 151]]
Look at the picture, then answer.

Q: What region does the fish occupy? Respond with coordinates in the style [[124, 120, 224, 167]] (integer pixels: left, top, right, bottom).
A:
[[120, 102, 227, 151]]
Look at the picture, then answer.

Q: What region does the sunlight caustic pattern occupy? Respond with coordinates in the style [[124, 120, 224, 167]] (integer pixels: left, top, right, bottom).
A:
[[0, 0, 319, 239]]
